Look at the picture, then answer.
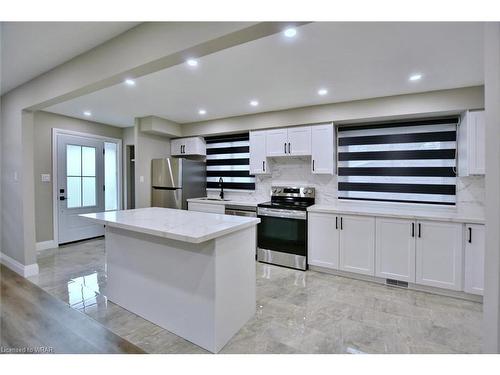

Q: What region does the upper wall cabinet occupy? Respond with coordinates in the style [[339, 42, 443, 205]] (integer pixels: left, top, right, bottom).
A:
[[311, 124, 335, 174], [249, 130, 269, 175], [266, 126, 312, 157], [458, 110, 485, 176], [171, 137, 206, 157]]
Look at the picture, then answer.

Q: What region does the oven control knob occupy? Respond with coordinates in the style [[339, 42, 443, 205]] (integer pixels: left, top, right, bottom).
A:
[[272, 188, 277, 193]]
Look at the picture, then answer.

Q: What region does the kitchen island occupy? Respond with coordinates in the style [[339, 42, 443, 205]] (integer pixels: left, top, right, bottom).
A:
[[80, 207, 260, 353]]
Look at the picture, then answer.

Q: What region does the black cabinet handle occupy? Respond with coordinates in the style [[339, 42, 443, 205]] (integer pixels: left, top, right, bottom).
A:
[[411, 222, 415, 238], [288, 142, 291, 154], [313, 160, 315, 171], [340, 217, 343, 230], [284, 143, 287, 153], [335, 216, 338, 230], [469, 227, 472, 243], [262, 160, 265, 172], [418, 223, 421, 238]]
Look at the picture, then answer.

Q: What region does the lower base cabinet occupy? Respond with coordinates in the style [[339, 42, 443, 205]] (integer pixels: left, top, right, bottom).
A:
[[375, 217, 416, 283], [339, 215, 375, 276], [308, 213, 339, 269], [415, 221, 463, 291], [464, 224, 485, 295], [187, 202, 225, 214]]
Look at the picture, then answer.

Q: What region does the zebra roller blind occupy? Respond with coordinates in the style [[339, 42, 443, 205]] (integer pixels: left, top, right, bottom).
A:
[[337, 117, 459, 205], [205, 133, 255, 190]]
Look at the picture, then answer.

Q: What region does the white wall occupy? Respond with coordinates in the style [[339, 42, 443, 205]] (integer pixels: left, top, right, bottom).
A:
[[134, 119, 172, 208]]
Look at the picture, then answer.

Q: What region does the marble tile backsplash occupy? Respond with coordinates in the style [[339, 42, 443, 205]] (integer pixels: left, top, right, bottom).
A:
[[207, 156, 485, 211]]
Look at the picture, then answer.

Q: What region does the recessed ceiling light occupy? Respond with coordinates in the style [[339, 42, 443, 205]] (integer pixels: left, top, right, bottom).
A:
[[409, 74, 422, 81], [83, 111, 92, 117], [283, 27, 297, 38], [250, 100, 259, 107], [318, 88, 328, 96], [187, 59, 198, 67], [198, 109, 206, 115], [124, 79, 136, 86]]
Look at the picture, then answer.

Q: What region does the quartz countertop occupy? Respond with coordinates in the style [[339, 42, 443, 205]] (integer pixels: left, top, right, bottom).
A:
[[80, 207, 260, 244], [187, 197, 265, 208], [308, 203, 485, 224]]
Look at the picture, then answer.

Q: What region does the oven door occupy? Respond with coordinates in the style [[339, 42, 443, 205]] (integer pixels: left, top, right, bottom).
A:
[[257, 207, 307, 256]]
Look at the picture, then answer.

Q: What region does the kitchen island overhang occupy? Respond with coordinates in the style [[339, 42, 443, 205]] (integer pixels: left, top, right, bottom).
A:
[[80, 207, 260, 353]]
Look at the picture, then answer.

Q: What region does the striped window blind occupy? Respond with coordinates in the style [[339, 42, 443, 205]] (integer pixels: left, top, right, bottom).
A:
[[205, 133, 255, 190], [337, 117, 459, 205]]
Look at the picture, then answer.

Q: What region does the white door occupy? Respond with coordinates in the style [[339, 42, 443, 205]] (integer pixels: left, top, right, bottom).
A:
[[375, 217, 416, 282], [266, 128, 288, 157], [57, 134, 105, 244], [311, 124, 334, 174], [339, 215, 376, 276], [287, 126, 311, 156], [469, 111, 486, 175], [415, 220, 463, 291], [249, 130, 268, 174], [464, 224, 485, 295], [171, 139, 184, 156], [308, 212, 340, 269]]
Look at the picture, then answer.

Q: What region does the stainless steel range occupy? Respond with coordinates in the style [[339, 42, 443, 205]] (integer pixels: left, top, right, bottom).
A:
[[257, 186, 315, 270]]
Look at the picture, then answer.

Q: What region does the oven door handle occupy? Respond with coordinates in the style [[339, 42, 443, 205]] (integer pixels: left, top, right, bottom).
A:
[[257, 207, 307, 220]]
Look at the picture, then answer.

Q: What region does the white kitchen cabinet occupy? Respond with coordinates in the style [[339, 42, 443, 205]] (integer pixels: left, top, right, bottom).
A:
[[375, 217, 416, 282], [308, 212, 340, 269], [339, 215, 376, 276], [415, 220, 463, 291], [311, 123, 335, 174], [171, 137, 206, 156], [249, 130, 269, 174], [266, 128, 288, 157], [266, 126, 312, 157], [458, 110, 485, 176], [188, 202, 225, 214], [464, 224, 485, 295], [287, 126, 312, 156]]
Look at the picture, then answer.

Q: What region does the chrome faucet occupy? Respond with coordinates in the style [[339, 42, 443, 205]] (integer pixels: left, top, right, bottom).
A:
[[219, 177, 224, 200]]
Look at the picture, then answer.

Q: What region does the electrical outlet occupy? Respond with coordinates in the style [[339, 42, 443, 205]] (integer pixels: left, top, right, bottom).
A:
[[41, 174, 51, 182]]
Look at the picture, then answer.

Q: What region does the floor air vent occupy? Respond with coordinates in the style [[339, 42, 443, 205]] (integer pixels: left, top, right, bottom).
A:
[[386, 279, 409, 288]]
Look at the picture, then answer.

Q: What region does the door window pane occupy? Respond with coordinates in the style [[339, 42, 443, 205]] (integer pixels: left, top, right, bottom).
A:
[[82, 146, 96, 176], [82, 177, 96, 206], [104, 142, 118, 211], [67, 145, 81, 176], [67, 177, 82, 208]]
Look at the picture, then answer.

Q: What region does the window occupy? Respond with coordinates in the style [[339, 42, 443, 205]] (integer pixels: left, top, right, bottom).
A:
[[66, 144, 97, 208], [205, 133, 255, 190], [337, 117, 459, 205]]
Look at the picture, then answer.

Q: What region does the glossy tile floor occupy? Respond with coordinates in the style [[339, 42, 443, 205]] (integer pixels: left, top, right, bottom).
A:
[[28, 238, 482, 354]]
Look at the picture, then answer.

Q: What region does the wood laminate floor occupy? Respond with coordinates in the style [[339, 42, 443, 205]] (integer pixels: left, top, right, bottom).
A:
[[0, 264, 144, 354]]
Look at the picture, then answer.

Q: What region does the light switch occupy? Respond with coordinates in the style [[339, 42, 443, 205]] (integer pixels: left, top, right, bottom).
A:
[[13, 171, 19, 182], [140, 176, 145, 183], [41, 174, 51, 182]]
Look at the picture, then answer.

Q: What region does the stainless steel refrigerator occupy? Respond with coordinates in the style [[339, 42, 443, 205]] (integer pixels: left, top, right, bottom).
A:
[[151, 158, 206, 210]]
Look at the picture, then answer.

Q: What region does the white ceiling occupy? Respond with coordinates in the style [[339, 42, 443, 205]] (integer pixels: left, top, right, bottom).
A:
[[1, 22, 140, 94], [45, 22, 484, 127]]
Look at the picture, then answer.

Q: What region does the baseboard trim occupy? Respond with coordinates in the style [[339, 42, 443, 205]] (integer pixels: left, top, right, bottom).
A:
[[0, 252, 39, 277], [36, 240, 58, 251]]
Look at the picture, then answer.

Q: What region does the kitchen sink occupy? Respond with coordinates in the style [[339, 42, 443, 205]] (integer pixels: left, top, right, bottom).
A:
[[198, 197, 231, 201]]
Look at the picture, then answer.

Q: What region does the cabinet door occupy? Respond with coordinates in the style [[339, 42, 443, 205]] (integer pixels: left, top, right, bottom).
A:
[[171, 139, 183, 156], [375, 218, 416, 282], [464, 224, 485, 295], [469, 111, 485, 175], [416, 221, 463, 291], [339, 215, 375, 276], [311, 124, 334, 174], [287, 126, 311, 156], [266, 128, 288, 157], [249, 130, 268, 174], [183, 137, 206, 156], [187, 202, 225, 214], [308, 212, 340, 269]]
